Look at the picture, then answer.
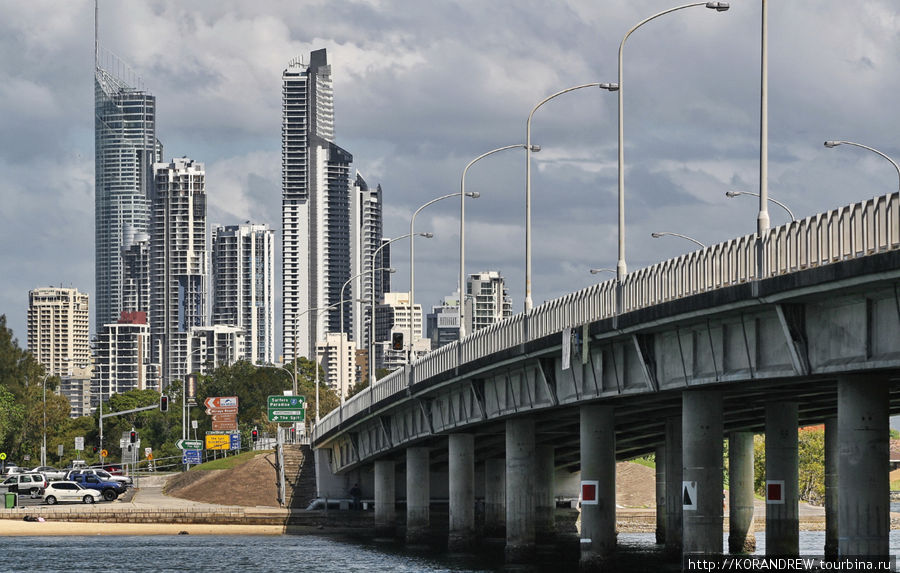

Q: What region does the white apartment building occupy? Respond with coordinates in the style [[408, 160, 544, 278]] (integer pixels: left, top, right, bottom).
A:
[[93, 311, 159, 408], [349, 172, 385, 351], [374, 292, 429, 371], [150, 157, 208, 386], [212, 223, 275, 365], [59, 365, 92, 418], [315, 332, 354, 400], [27, 287, 90, 376], [465, 271, 512, 333], [188, 325, 245, 375]]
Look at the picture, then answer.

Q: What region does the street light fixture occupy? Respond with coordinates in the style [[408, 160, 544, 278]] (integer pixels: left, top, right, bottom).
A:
[[411, 192, 478, 359], [370, 233, 433, 388], [824, 140, 900, 192], [461, 144, 533, 334], [525, 83, 618, 312], [725, 190, 795, 222], [650, 231, 707, 249], [340, 267, 395, 403], [589, 268, 617, 276], [616, 1, 729, 284]]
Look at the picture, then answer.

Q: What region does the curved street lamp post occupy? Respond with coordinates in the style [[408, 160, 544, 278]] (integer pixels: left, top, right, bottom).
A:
[[650, 231, 707, 249], [411, 193, 477, 359], [525, 83, 618, 312], [725, 190, 795, 222], [616, 2, 729, 283]]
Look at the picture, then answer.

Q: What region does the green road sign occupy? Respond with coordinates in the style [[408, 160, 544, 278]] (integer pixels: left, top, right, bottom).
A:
[[175, 439, 204, 450], [268, 395, 306, 422]]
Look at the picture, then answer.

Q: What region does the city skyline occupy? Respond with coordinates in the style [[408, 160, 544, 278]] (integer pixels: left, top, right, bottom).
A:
[[2, 0, 900, 353]]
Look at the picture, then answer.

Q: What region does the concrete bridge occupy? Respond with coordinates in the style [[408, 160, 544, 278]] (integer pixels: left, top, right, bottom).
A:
[[311, 191, 900, 568]]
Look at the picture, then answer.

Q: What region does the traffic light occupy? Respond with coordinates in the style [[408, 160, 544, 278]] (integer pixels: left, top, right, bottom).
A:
[[251, 428, 258, 442], [391, 332, 404, 351], [129, 430, 137, 444], [92, 446, 98, 454], [290, 427, 296, 440], [159, 394, 169, 412]]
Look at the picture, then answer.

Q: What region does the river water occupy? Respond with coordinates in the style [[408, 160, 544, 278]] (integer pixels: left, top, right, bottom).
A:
[[4, 530, 900, 572]]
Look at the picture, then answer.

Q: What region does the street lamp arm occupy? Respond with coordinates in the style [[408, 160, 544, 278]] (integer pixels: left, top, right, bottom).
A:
[[825, 140, 900, 192], [651, 231, 707, 249], [725, 191, 796, 222]]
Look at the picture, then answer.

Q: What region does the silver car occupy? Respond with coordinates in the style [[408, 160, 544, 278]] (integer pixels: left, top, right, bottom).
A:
[[0, 473, 48, 497]]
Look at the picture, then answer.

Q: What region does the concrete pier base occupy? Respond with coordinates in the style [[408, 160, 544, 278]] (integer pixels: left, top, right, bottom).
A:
[[448, 434, 475, 552], [484, 458, 506, 538], [579, 405, 616, 570], [406, 447, 430, 545], [728, 432, 756, 553], [505, 417, 536, 564], [682, 390, 722, 558], [838, 376, 889, 557], [665, 416, 683, 556], [825, 416, 838, 558], [765, 402, 798, 555], [374, 460, 396, 539], [535, 445, 556, 539]]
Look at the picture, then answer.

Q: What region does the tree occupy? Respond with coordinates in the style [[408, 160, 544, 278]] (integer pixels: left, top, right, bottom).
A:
[[752, 426, 826, 505]]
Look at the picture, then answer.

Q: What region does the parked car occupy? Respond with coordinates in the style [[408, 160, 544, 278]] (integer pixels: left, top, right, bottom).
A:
[[67, 469, 131, 486], [91, 463, 124, 476], [0, 473, 48, 497], [2, 465, 27, 476], [41, 481, 101, 505], [31, 466, 67, 481], [65, 473, 124, 501]]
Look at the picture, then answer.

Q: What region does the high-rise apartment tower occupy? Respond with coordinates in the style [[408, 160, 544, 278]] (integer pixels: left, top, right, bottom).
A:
[[27, 287, 91, 376]]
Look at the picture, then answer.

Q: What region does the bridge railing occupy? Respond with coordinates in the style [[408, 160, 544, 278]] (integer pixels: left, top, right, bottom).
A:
[[764, 193, 900, 276], [313, 192, 900, 443]]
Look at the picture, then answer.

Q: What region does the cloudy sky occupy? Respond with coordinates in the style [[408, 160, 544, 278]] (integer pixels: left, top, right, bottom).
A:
[[2, 0, 899, 351]]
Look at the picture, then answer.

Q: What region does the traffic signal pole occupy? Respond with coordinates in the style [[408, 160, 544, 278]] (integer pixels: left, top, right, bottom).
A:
[[98, 403, 158, 466]]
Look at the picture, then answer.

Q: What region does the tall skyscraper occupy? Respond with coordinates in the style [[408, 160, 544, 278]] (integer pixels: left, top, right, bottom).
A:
[[350, 173, 385, 351], [212, 223, 275, 365], [282, 49, 355, 362], [94, 41, 161, 333], [121, 225, 151, 314], [150, 158, 208, 386], [27, 287, 91, 376]]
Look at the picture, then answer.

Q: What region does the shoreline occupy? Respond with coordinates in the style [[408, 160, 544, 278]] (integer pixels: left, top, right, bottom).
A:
[[0, 520, 286, 536]]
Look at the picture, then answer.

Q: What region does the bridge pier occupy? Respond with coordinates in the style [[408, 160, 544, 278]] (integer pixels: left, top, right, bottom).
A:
[[765, 402, 799, 555], [824, 416, 838, 558], [535, 445, 556, 539], [837, 375, 889, 557], [374, 460, 396, 539], [682, 390, 723, 557], [448, 433, 475, 552], [655, 444, 666, 545], [728, 432, 756, 553], [406, 447, 430, 545], [506, 417, 536, 564], [579, 405, 616, 570], [665, 416, 683, 556], [483, 458, 506, 537]]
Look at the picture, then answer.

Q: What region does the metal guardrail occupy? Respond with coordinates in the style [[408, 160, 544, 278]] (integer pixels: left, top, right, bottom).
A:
[[313, 192, 900, 442]]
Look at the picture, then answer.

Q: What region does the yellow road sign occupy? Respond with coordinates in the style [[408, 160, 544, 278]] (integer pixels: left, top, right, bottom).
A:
[[147, 453, 153, 460], [205, 434, 231, 450], [100, 449, 109, 457]]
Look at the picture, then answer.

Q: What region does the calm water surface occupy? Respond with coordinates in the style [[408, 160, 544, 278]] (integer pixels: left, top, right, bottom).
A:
[[5, 531, 900, 573]]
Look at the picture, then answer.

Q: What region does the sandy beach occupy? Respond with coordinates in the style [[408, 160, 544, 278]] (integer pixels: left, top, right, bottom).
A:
[[0, 519, 286, 536]]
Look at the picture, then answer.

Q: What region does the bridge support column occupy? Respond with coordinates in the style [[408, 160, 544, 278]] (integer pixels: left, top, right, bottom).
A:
[[506, 417, 536, 564], [374, 460, 396, 539], [838, 375, 889, 557], [484, 458, 506, 537], [728, 432, 756, 553], [765, 402, 798, 555], [665, 416, 683, 556], [448, 433, 475, 552], [535, 445, 556, 539], [824, 416, 838, 558], [406, 447, 430, 546], [579, 405, 616, 570], [655, 444, 666, 545], [682, 390, 723, 558]]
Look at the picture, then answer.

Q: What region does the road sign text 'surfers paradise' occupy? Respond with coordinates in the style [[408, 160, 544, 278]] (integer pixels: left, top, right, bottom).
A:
[[268, 395, 306, 422]]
